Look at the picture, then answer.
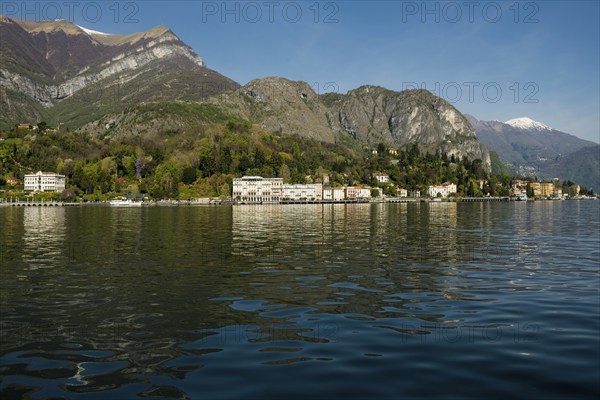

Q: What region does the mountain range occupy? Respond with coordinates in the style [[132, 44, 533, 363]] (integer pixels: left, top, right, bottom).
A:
[[0, 16, 492, 171], [468, 115, 599, 189], [4, 16, 598, 189]]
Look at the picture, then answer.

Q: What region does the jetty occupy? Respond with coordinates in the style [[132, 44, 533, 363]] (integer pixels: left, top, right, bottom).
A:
[[458, 197, 510, 202], [1, 201, 80, 207]]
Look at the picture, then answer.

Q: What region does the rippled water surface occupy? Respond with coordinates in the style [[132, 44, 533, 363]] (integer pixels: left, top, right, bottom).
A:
[[1, 202, 599, 399]]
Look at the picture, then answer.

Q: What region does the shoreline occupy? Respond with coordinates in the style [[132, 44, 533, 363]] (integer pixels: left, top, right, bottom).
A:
[[1, 197, 597, 207]]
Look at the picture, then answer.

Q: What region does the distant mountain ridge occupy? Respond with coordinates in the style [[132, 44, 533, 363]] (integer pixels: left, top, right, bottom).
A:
[[0, 15, 238, 128], [468, 114, 599, 188], [549, 145, 600, 190]]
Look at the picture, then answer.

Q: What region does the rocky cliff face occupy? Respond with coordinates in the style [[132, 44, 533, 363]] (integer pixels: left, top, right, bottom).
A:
[[211, 77, 491, 170], [0, 15, 238, 129], [336, 86, 489, 167], [213, 77, 338, 143]]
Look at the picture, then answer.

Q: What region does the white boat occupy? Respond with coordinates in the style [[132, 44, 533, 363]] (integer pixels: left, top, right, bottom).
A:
[[515, 193, 528, 201], [109, 199, 142, 207]]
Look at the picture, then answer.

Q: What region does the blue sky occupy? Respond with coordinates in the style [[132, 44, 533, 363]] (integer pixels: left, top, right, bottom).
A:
[[6, 1, 599, 143]]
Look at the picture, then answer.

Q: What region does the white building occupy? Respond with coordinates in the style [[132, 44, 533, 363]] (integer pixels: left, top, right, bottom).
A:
[[397, 188, 408, 197], [511, 180, 528, 196], [24, 171, 66, 192], [427, 182, 457, 198], [323, 187, 346, 201], [345, 186, 371, 199], [374, 173, 390, 183], [282, 184, 323, 200], [232, 176, 283, 203]]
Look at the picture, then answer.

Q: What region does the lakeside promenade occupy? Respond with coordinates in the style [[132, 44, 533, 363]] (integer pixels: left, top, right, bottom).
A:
[[2, 197, 597, 207]]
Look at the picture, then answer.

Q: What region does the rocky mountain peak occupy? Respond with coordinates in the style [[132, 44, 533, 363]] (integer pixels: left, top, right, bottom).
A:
[[336, 85, 489, 169], [0, 15, 237, 128], [209, 77, 491, 170], [243, 77, 318, 103]]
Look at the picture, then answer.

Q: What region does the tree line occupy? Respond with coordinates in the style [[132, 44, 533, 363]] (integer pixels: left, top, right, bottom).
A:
[[0, 119, 594, 200]]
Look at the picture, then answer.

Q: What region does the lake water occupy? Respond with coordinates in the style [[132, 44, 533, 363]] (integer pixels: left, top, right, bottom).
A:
[[1, 201, 599, 399]]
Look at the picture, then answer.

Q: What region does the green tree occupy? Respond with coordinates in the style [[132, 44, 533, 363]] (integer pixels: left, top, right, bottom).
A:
[[238, 155, 251, 174], [181, 166, 197, 184], [198, 145, 216, 178], [81, 163, 99, 194], [278, 163, 291, 182], [470, 159, 486, 180], [151, 162, 181, 198]]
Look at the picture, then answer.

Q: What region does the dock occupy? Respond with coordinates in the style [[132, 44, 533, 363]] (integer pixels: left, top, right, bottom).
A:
[[275, 199, 370, 205], [457, 197, 510, 202], [1, 201, 80, 207]]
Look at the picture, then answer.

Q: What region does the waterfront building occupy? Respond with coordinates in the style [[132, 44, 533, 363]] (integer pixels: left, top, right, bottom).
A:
[[528, 182, 541, 197], [512, 180, 529, 190], [397, 188, 408, 197], [232, 176, 283, 203], [553, 187, 563, 198], [512, 187, 526, 196], [323, 187, 346, 201], [345, 186, 371, 199], [282, 184, 323, 201], [427, 182, 457, 198], [540, 182, 554, 197], [511, 180, 529, 196], [24, 171, 66, 192]]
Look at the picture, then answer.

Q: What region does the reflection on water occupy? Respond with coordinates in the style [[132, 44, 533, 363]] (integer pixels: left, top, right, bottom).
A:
[[1, 202, 599, 399], [22, 207, 66, 270]]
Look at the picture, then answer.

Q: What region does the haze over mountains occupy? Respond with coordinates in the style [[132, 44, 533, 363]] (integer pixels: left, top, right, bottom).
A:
[[468, 115, 599, 189]]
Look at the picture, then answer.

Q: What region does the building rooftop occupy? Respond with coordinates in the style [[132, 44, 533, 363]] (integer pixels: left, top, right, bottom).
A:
[[26, 171, 64, 176]]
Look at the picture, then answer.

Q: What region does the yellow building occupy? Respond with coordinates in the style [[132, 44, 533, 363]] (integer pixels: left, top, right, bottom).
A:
[[540, 182, 554, 197], [528, 182, 541, 197]]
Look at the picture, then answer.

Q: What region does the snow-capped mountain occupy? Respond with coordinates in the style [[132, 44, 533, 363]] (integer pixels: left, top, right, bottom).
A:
[[467, 114, 599, 188], [505, 117, 552, 131]]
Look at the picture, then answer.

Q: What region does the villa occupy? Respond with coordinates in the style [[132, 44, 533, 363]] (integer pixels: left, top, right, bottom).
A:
[[24, 171, 66, 192], [373, 173, 390, 183], [232, 176, 283, 203], [427, 182, 457, 198], [282, 184, 323, 201]]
